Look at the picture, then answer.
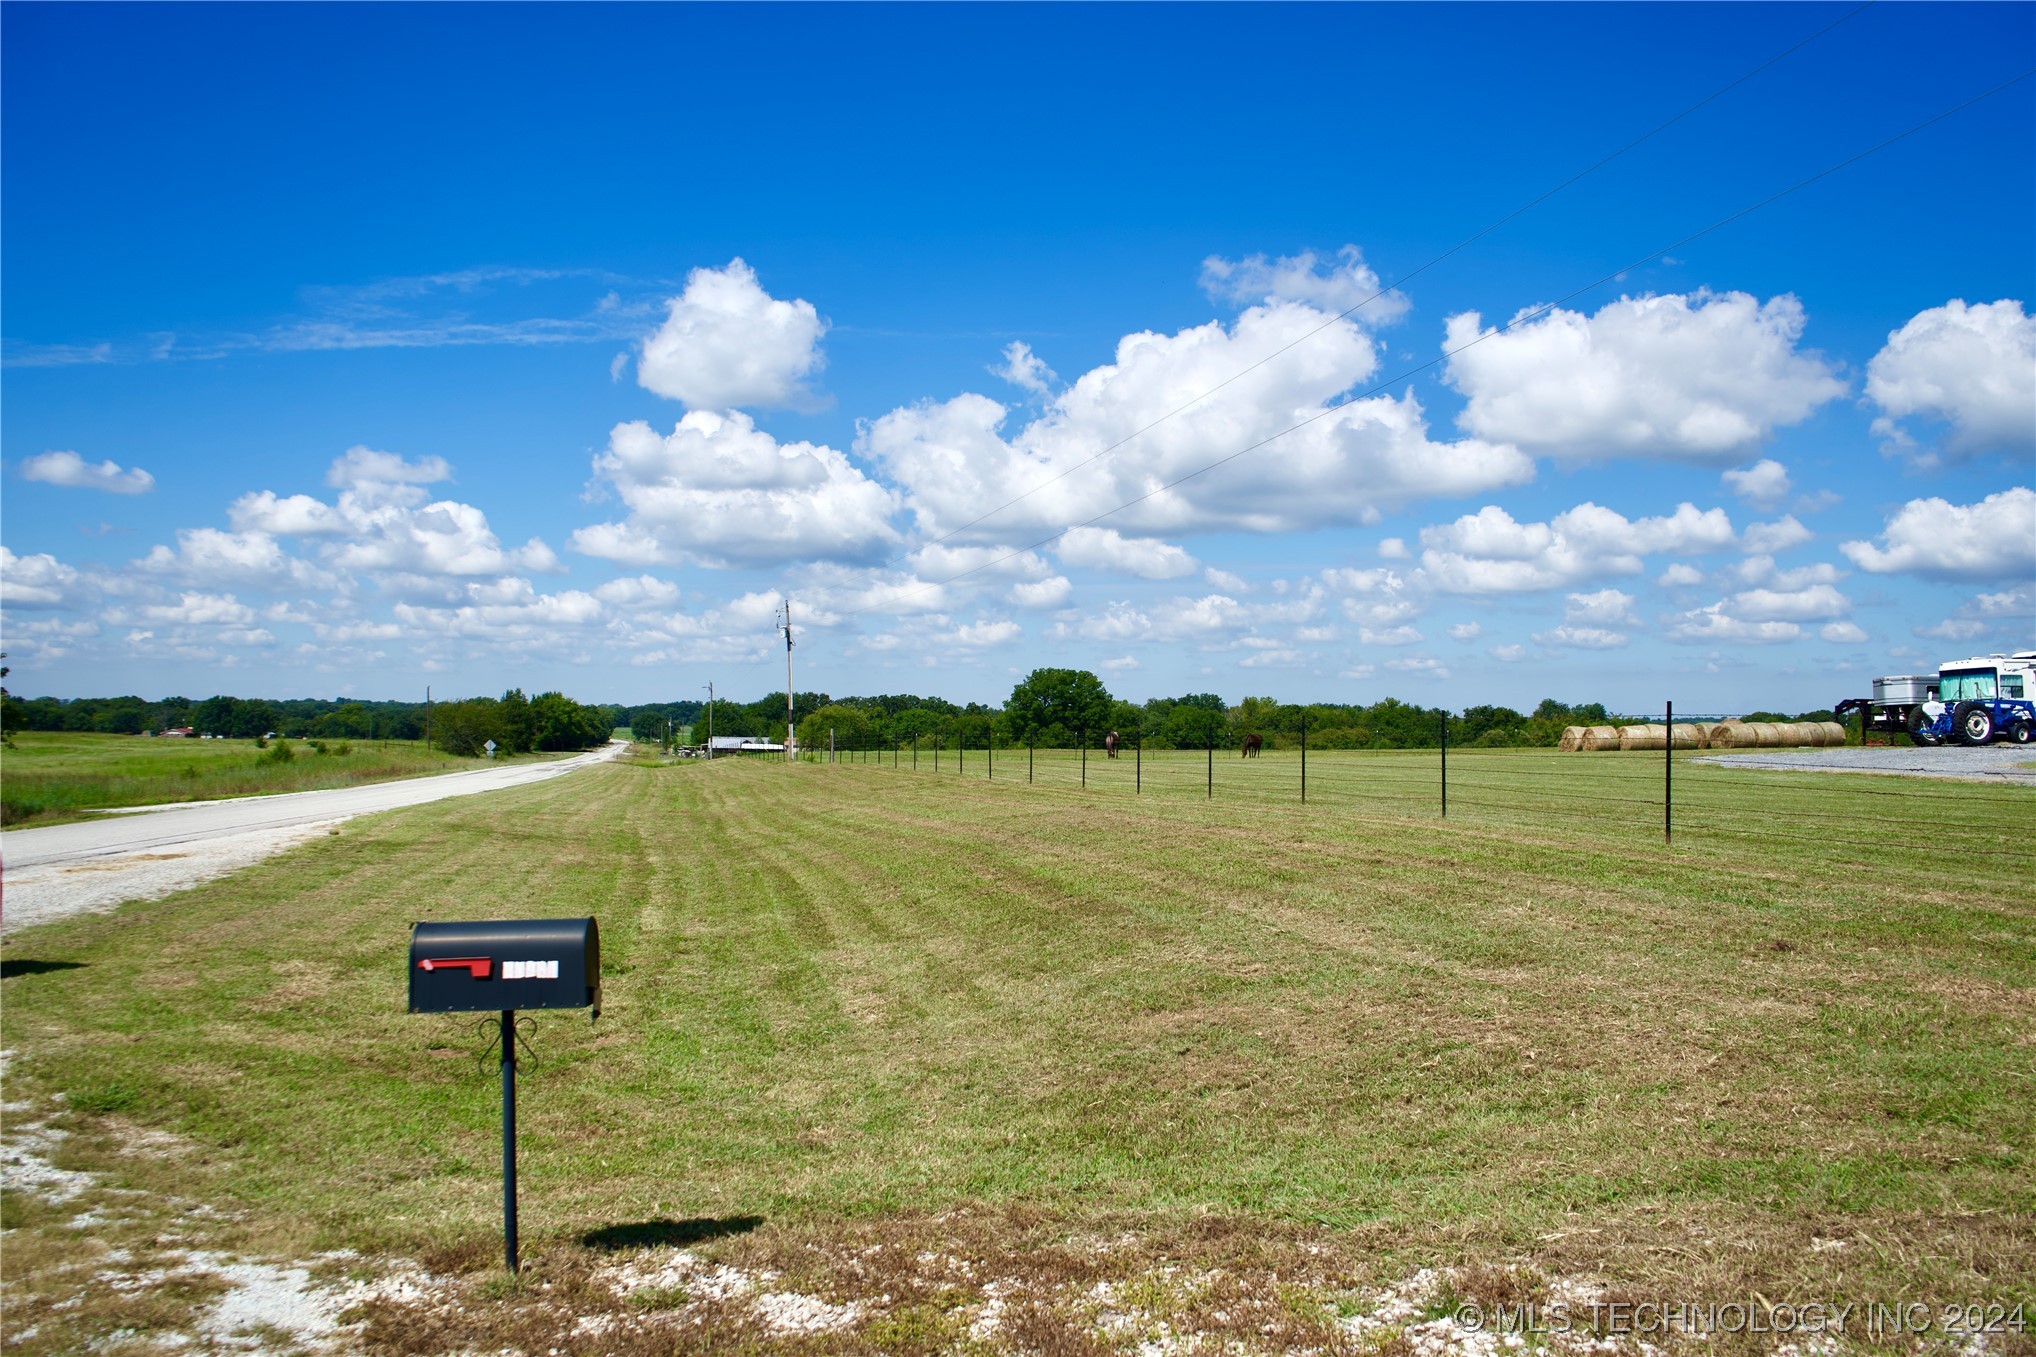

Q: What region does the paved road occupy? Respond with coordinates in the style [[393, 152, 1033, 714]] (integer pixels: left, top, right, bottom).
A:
[[2, 741, 629, 933]]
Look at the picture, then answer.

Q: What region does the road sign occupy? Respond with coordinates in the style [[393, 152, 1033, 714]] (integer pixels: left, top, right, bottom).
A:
[[485, 739, 497, 757]]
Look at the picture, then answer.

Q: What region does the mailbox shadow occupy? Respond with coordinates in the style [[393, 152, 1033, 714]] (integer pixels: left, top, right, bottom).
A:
[[579, 1216, 764, 1251], [1, 959, 85, 980]]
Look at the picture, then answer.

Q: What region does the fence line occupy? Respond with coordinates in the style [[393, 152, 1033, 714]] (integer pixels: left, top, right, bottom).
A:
[[789, 703, 2031, 861]]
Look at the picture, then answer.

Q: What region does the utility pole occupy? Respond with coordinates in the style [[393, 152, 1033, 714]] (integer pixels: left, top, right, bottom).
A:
[[703, 682, 715, 759], [778, 598, 796, 763]]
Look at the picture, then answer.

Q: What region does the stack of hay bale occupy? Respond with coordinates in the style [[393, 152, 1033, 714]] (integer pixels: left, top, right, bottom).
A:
[[1559, 718, 1845, 751], [1706, 719, 1846, 748]]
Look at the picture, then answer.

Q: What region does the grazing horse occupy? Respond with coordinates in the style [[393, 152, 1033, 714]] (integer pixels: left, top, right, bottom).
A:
[[1104, 730, 1121, 759], [1241, 733, 1263, 758]]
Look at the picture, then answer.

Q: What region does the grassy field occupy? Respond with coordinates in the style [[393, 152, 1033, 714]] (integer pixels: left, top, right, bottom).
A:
[[2, 751, 2031, 1353], [0, 731, 566, 827]]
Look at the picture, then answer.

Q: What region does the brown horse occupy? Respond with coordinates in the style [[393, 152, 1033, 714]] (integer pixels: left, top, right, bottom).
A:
[[1104, 730, 1121, 759], [1241, 733, 1263, 757]]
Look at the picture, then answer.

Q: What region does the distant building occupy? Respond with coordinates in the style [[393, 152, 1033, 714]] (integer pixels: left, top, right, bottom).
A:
[[159, 726, 195, 738], [704, 735, 784, 755]]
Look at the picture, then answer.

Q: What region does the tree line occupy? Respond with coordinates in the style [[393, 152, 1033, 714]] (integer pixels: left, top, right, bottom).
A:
[[677, 669, 1650, 753], [1, 690, 618, 757]]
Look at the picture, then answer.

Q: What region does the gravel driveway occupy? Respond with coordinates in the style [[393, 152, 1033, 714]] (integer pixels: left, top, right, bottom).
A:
[[1, 741, 628, 933], [1694, 743, 2036, 786]]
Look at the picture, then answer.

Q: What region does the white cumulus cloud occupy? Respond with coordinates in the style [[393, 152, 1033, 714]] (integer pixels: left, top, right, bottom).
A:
[[138, 528, 330, 591], [1199, 245, 1409, 323], [1840, 487, 2036, 581], [1722, 459, 1791, 509], [862, 300, 1530, 544], [20, 450, 155, 494], [1444, 291, 1844, 463], [1564, 589, 1638, 625], [1419, 501, 1735, 593], [1056, 527, 1199, 579], [1867, 299, 2036, 459], [326, 446, 452, 489], [1, 546, 86, 608], [991, 341, 1057, 397], [1742, 516, 1813, 555], [573, 410, 900, 569], [637, 258, 826, 410], [229, 491, 350, 536]]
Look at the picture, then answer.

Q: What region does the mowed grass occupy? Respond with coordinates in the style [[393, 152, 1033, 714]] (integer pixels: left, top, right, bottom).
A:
[[0, 730, 565, 826], [3, 750, 2032, 1314]]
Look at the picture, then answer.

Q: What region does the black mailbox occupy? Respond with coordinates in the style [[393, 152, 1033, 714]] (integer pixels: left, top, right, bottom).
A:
[[409, 917, 600, 1015]]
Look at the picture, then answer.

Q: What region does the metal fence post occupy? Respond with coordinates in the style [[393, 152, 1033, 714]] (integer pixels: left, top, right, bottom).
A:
[[1206, 733, 1213, 799], [830, 727, 835, 764], [1439, 709, 1447, 818], [1136, 731, 1141, 794], [1665, 698, 1673, 845], [1301, 710, 1308, 804]]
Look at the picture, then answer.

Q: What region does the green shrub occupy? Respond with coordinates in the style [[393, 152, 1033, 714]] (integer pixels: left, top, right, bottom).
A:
[[262, 741, 295, 765]]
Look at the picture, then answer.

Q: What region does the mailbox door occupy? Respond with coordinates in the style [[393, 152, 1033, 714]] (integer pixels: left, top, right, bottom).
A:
[[409, 917, 599, 1013]]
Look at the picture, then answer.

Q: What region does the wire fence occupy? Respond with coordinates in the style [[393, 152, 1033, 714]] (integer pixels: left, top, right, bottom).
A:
[[795, 716, 2034, 864]]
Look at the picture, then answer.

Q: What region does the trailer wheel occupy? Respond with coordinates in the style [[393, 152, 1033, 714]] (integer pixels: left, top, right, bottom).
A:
[[1952, 701, 1995, 747], [1905, 705, 1941, 746], [2010, 720, 2033, 746]]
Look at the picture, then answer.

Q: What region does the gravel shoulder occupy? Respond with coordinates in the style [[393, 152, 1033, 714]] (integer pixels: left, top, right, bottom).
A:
[[0, 741, 628, 933], [1694, 743, 2036, 785]]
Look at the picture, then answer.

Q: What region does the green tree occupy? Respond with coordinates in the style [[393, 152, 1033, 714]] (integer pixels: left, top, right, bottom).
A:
[[431, 698, 503, 757], [1164, 703, 1228, 748], [798, 703, 873, 755], [1006, 669, 1113, 745], [498, 689, 537, 754]]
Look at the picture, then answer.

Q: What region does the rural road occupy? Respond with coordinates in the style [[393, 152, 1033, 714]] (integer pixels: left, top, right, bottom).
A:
[[1, 740, 629, 934]]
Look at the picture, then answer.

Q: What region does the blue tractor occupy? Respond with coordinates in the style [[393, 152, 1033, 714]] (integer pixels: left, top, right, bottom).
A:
[[1901, 652, 2036, 747]]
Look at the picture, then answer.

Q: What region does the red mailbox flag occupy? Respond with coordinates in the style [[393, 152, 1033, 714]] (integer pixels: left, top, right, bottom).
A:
[[418, 956, 491, 978]]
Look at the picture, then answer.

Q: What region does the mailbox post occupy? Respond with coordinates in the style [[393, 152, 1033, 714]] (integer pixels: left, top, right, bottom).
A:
[[409, 917, 600, 1273]]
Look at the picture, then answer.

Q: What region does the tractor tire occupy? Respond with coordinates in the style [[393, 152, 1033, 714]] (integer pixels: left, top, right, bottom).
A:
[[1952, 701, 1995, 747], [1905, 705, 1941, 747], [2010, 720, 2033, 746]]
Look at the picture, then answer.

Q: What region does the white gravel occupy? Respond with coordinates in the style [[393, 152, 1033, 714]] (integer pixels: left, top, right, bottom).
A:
[[1694, 744, 2036, 785], [1, 741, 627, 934], [0, 821, 344, 933]]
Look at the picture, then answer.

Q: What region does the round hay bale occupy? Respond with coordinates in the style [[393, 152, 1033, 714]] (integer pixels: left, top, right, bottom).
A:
[[1707, 721, 1751, 748], [1741, 721, 1780, 747], [1782, 721, 1821, 747], [1668, 724, 1702, 749], [1558, 725, 1587, 752], [1620, 724, 1667, 751], [1689, 721, 1721, 748], [1580, 725, 1621, 751], [1813, 720, 1847, 746]]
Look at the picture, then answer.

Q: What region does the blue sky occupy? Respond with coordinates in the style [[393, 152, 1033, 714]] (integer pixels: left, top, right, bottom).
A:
[[4, 2, 2032, 713]]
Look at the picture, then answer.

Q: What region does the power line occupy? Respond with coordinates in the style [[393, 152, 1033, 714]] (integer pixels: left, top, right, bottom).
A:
[[878, 2, 1876, 566], [840, 65, 2035, 620]]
